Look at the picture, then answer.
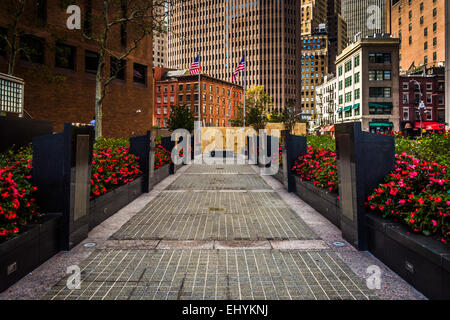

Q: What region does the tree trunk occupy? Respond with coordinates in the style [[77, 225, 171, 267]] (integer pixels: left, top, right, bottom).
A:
[[95, 80, 103, 139]]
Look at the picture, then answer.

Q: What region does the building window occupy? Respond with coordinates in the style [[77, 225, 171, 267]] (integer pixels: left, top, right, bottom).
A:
[[403, 108, 409, 120], [20, 34, 45, 64], [426, 109, 432, 120], [157, 97, 161, 104], [403, 93, 409, 104], [369, 87, 392, 98], [369, 53, 391, 64], [354, 89, 360, 100], [354, 55, 360, 67], [133, 63, 147, 85], [85, 50, 98, 74], [37, 0, 47, 24], [345, 76, 352, 88], [55, 42, 76, 70], [110, 57, 126, 80], [355, 72, 360, 83]]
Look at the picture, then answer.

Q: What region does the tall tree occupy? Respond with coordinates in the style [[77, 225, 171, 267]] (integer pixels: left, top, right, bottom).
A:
[[245, 85, 273, 130], [168, 104, 195, 133], [1, 0, 27, 75], [84, 0, 168, 138]]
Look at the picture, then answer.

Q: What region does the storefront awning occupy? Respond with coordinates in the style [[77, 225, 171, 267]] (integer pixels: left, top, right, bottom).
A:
[[369, 102, 393, 109], [353, 103, 360, 109], [369, 122, 393, 128], [343, 106, 351, 112], [336, 108, 342, 113], [414, 122, 445, 130]]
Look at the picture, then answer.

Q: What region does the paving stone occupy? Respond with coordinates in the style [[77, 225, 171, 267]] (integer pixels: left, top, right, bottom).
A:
[[167, 174, 271, 190], [111, 191, 318, 241], [270, 240, 330, 250], [43, 249, 377, 300]]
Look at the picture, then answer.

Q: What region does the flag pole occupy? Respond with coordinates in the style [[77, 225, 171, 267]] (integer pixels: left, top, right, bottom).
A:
[[198, 53, 201, 123], [243, 52, 246, 128]]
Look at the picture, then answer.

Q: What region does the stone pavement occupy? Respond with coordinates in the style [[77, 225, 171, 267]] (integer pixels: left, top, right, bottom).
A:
[[0, 162, 426, 300]]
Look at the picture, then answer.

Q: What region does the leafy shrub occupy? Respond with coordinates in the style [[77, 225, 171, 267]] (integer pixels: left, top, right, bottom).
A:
[[0, 145, 39, 241], [155, 143, 171, 170], [291, 145, 338, 194], [395, 131, 450, 167], [91, 146, 142, 198], [94, 137, 130, 150], [306, 135, 336, 152], [366, 153, 450, 245]]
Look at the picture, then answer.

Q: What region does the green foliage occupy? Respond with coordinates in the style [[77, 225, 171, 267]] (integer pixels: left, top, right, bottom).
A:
[[0, 144, 32, 168], [94, 137, 130, 150], [395, 132, 450, 167], [245, 86, 273, 130], [306, 135, 336, 152], [168, 104, 195, 133], [267, 110, 285, 123]]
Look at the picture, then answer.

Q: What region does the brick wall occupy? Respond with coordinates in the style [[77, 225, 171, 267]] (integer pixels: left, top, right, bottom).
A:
[[0, 0, 154, 138]]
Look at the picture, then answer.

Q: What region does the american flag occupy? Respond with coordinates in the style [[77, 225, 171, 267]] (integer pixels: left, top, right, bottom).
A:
[[232, 55, 246, 83], [190, 54, 201, 75]]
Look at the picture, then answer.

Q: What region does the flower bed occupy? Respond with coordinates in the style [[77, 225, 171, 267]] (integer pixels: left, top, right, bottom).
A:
[[366, 152, 450, 245], [291, 145, 338, 195], [0, 147, 40, 242], [90, 146, 142, 199], [155, 143, 171, 170]]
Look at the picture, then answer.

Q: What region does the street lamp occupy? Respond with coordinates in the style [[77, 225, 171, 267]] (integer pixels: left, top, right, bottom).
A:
[[409, 79, 429, 138]]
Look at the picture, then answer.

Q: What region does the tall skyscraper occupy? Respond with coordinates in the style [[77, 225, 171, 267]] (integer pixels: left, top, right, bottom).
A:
[[301, 0, 328, 36], [342, 0, 388, 42], [166, 0, 301, 111], [327, 0, 348, 73]]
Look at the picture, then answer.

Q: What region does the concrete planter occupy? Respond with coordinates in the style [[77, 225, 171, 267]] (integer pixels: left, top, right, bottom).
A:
[[273, 169, 285, 185], [89, 176, 143, 231], [151, 164, 170, 187], [0, 213, 61, 293], [366, 213, 450, 300], [294, 176, 340, 228]]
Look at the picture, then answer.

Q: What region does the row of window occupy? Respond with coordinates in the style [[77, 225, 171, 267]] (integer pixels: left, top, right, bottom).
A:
[[0, 32, 148, 85]]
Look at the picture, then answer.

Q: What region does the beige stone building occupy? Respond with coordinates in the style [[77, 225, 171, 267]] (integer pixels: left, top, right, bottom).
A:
[[334, 35, 400, 133], [389, 0, 446, 72], [166, 0, 301, 112]]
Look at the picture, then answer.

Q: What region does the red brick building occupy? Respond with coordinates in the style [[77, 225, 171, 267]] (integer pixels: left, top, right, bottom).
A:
[[0, 1, 153, 138], [153, 67, 243, 128], [399, 67, 446, 130]]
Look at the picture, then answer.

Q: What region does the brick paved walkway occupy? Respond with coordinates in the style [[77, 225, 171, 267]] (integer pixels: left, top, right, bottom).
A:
[[43, 164, 378, 300]]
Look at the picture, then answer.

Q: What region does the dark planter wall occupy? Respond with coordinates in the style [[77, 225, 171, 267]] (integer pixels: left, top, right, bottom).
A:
[[366, 214, 450, 300], [0, 117, 53, 153], [151, 164, 170, 187], [0, 213, 61, 293], [294, 177, 340, 228], [89, 177, 143, 231]]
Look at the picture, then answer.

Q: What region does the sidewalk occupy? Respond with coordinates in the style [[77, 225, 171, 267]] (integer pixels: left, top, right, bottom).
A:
[[0, 163, 425, 300]]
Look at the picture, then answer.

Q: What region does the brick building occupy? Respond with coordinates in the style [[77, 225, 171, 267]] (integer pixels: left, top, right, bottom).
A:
[[153, 67, 243, 128], [389, 0, 446, 71], [0, 1, 154, 138], [399, 67, 446, 130]]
